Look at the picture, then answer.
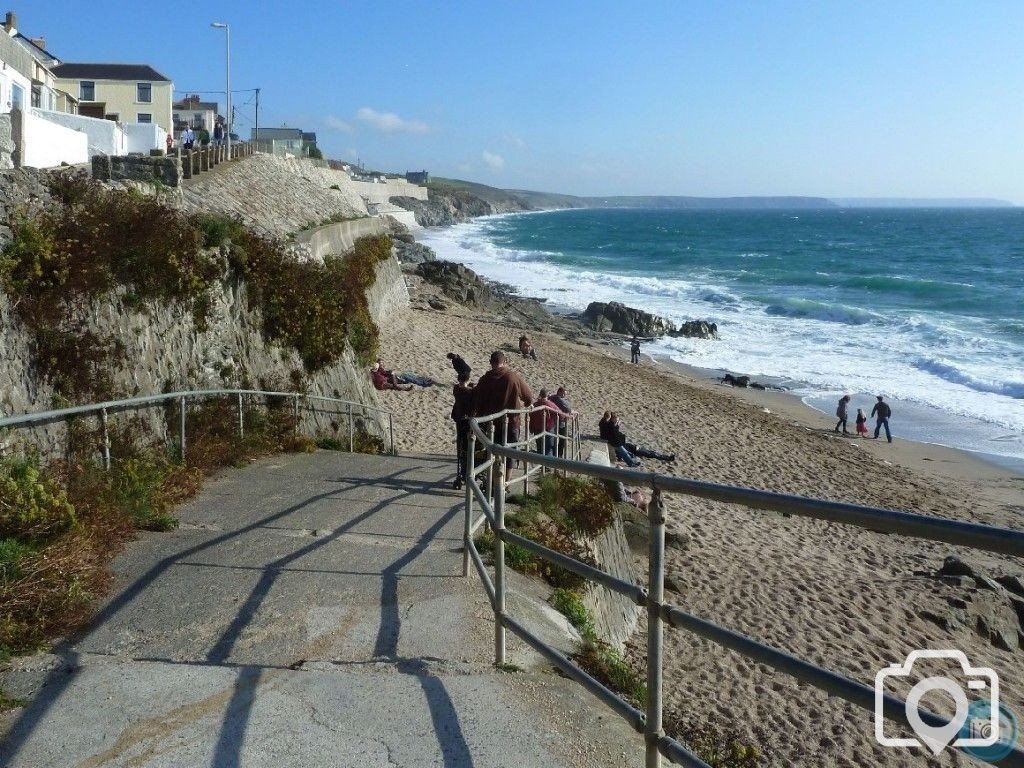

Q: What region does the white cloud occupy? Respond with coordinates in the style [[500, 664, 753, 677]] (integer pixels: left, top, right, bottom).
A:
[[506, 135, 527, 149], [355, 107, 430, 134], [481, 150, 505, 170], [324, 115, 353, 133]]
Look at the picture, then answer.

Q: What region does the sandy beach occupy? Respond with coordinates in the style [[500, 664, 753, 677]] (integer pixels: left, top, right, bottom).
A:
[[377, 295, 1024, 766]]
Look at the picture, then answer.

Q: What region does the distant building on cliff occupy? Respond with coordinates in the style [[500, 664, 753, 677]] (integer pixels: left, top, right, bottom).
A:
[[252, 126, 319, 158], [405, 170, 429, 185], [52, 61, 173, 134]]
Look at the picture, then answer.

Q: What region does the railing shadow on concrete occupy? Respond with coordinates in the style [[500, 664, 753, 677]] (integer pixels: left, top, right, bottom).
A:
[[463, 407, 1024, 768], [0, 455, 475, 768], [0, 387, 395, 462]]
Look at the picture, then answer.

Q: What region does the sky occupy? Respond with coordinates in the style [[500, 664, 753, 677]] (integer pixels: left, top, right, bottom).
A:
[[23, 1, 1024, 201]]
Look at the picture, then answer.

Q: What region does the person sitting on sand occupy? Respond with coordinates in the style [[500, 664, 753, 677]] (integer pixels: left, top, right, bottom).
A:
[[529, 389, 560, 456], [447, 352, 471, 379], [518, 335, 539, 361], [835, 394, 851, 435], [371, 362, 412, 392], [598, 411, 613, 442], [855, 408, 868, 438], [607, 413, 675, 466], [450, 370, 475, 489]]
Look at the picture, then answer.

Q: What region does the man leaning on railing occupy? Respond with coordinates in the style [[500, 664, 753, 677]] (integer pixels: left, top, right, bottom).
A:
[[472, 351, 534, 470]]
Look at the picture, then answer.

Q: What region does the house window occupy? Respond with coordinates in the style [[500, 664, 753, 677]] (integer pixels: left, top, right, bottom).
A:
[[11, 83, 24, 110], [80, 80, 95, 101], [31, 83, 41, 108], [137, 113, 152, 123], [137, 82, 151, 103]]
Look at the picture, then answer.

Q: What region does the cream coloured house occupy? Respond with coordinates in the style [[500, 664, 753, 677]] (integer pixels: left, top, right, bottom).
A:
[[52, 62, 173, 134]]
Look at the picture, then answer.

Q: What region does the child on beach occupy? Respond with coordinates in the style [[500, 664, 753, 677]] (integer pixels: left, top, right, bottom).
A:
[[855, 408, 868, 437]]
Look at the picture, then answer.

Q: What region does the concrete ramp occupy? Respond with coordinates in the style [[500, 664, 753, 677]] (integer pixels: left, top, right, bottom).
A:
[[0, 452, 641, 767]]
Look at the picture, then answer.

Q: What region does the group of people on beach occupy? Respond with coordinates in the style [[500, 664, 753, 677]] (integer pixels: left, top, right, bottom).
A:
[[370, 360, 436, 392], [835, 394, 893, 443], [446, 341, 673, 489]]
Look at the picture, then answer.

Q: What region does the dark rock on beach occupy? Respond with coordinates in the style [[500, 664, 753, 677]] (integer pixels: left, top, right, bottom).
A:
[[582, 301, 717, 339], [413, 260, 494, 307]]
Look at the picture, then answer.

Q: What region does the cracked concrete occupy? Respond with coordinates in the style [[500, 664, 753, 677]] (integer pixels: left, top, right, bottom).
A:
[[1, 452, 643, 767]]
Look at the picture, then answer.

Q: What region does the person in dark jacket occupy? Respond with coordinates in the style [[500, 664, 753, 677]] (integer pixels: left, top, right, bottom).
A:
[[447, 352, 471, 379], [871, 395, 893, 443], [835, 394, 851, 435], [549, 386, 576, 458], [473, 351, 534, 471], [451, 371, 475, 489], [606, 413, 675, 466]]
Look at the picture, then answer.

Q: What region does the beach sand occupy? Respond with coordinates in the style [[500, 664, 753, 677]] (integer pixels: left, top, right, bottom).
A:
[[377, 300, 1024, 767]]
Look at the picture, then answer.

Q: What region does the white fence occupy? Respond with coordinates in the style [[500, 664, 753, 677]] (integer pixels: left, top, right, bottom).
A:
[[124, 122, 167, 154], [31, 108, 126, 158], [22, 110, 88, 168]]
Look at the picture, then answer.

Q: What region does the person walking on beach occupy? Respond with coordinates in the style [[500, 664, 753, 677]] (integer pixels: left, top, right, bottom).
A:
[[871, 395, 893, 443], [447, 352, 471, 379], [834, 394, 851, 435], [473, 351, 534, 471], [450, 370, 475, 490], [855, 408, 868, 438], [630, 335, 641, 365]]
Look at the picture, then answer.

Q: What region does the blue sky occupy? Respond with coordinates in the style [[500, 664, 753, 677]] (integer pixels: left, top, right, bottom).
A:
[[24, 1, 1024, 201]]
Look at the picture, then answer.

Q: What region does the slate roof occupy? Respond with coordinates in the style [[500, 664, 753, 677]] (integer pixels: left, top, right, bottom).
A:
[[51, 63, 171, 82], [14, 33, 60, 66]]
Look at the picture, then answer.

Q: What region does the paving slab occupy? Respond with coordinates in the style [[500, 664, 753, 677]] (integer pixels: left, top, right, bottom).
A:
[[1, 451, 643, 767]]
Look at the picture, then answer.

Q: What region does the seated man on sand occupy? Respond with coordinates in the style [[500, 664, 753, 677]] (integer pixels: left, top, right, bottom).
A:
[[601, 412, 675, 467], [518, 335, 539, 361], [371, 362, 412, 392], [603, 479, 649, 513]]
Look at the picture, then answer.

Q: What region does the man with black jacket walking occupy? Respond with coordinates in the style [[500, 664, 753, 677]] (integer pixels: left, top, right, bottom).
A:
[[871, 395, 893, 443]]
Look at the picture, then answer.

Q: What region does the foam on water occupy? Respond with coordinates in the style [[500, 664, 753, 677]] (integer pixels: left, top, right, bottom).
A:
[[419, 213, 1024, 466]]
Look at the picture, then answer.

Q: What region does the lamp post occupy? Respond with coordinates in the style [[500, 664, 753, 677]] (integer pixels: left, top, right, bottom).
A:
[[210, 22, 230, 155]]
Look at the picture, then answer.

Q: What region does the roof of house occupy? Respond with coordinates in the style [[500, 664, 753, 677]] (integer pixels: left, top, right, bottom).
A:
[[51, 63, 171, 82], [14, 33, 60, 66], [252, 127, 303, 140], [302, 131, 317, 142], [173, 98, 218, 111]]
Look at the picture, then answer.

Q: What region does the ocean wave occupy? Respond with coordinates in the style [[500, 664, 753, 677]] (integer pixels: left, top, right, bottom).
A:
[[758, 296, 881, 325], [913, 356, 1024, 399]]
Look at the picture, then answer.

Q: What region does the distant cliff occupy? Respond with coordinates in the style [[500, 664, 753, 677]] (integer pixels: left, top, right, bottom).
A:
[[507, 190, 838, 210], [392, 177, 532, 226]]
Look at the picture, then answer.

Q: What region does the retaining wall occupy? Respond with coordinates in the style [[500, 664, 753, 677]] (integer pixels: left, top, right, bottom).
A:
[[23, 111, 89, 168]]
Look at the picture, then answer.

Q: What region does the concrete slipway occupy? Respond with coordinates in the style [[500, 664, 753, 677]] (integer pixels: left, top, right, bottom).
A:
[[0, 451, 643, 767]]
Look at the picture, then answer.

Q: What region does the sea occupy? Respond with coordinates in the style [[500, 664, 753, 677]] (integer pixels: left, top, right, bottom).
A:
[[418, 207, 1024, 473]]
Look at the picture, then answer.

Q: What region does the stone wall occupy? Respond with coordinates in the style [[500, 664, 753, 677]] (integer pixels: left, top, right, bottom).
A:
[[181, 154, 368, 236], [92, 154, 181, 186], [580, 448, 643, 651], [294, 217, 390, 259]]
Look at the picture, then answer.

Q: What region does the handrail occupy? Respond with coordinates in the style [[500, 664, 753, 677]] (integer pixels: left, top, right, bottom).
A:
[[0, 388, 395, 457], [463, 412, 1024, 767]]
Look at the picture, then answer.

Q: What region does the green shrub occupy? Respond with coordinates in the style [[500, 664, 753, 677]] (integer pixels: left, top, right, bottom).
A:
[[107, 457, 178, 531], [352, 429, 386, 455], [548, 587, 596, 640], [0, 539, 34, 583], [315, 436, 345, 451], [0, 455, 77, 542]]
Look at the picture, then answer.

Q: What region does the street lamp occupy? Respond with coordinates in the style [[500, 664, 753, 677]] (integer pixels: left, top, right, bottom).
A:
[[210, 22, 230, 155]]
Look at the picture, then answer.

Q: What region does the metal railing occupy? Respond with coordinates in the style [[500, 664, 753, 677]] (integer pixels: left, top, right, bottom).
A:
[[0, 388, 394, 462], [463, 408, 1024, 768]]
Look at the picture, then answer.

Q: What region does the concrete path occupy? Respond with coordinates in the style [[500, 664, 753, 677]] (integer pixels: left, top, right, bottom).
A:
[[0, 452, 642, 767]]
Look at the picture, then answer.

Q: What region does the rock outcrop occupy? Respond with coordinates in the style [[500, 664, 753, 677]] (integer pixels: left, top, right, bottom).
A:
[[581, 301, 718, 339], [392, 188, 530, 227], [390, 231, 437, 265], [413, 260, 493, 307]]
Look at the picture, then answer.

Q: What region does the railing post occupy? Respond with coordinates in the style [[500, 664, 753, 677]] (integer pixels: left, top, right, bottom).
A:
[[179, 396, 187, 462], [293, 393, 300, 436], [237, 393, 244, 439], [463, 428, 477, 578], [486, 422, 495, 509], [494, 451, 507, 667], [523, 409, 531, 496], [348, 402, 354, 452], [100, 407, 111, 471], [646, 489, 667, 767], [389, 412, 395, 455]]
